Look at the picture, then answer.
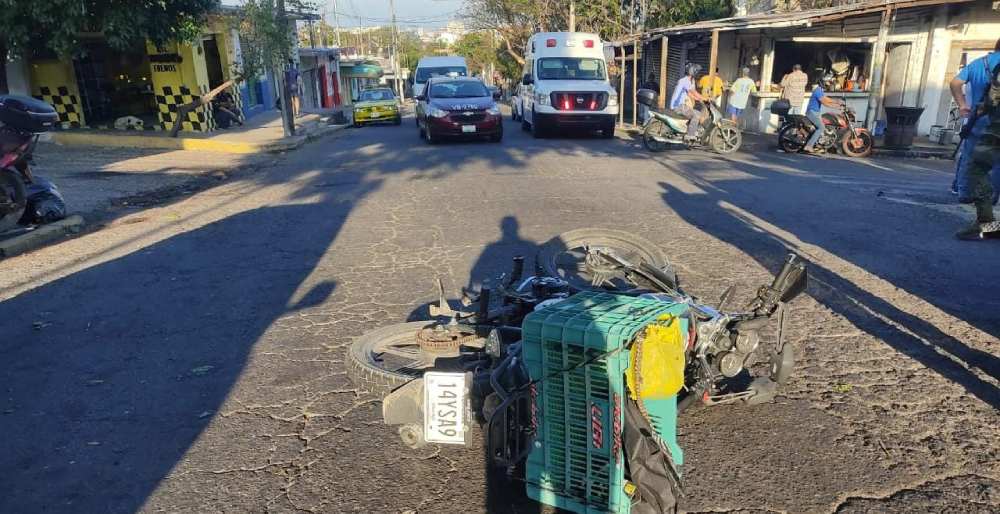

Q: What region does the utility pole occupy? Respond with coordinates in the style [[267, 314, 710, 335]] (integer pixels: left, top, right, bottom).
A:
[[332, 0, 342, 47], [277, 0, 295, 136], [569, 0, 575, 32], [389, 0, 401, 97]]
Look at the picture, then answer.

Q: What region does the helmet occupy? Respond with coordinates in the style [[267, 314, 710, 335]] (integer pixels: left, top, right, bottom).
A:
[[686, 63, 702, 77]]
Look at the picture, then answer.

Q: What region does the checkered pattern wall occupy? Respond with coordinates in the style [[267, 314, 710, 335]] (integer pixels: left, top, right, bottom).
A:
[[35, 86, 82, 129], [155, 85, 211, 132]]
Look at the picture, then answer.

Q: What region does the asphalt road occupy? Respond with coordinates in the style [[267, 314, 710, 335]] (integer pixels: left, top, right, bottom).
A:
[[1, 112, 997, 514]]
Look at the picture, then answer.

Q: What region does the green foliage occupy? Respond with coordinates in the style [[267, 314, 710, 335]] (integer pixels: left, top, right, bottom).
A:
[[453, 32, 495, 76], [0, 0, 219, 59], [648, 0, 732, 27]]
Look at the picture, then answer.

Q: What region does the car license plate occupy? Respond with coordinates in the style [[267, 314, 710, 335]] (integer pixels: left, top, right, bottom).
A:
[[424, 372, 467, 444], [462, 125, 476, 133]]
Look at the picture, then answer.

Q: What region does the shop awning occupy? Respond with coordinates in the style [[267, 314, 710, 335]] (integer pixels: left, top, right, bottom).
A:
[[341, 61, 382, 78], [612, 0, 974, 44]]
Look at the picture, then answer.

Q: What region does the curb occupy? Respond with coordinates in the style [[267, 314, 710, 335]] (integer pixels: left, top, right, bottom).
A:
[[50, 124, 348, 155], [872, 147, 954, 160], [0, 215, 86, 259]]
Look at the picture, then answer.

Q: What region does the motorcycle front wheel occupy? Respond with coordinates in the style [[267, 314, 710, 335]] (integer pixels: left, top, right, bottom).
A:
[[709, 124, 742, 154], [643, 120, 670, 153], [0, 169, 27, 233], [777, 125, 807, 153], [539, 228, 675, 293], [840, 131, 874, 158]]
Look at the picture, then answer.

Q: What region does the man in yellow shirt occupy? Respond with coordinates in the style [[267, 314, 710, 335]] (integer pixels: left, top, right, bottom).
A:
[[698, 68, 725, 107]]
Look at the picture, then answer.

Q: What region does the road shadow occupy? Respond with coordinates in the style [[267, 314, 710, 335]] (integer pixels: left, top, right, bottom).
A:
[[654, 153, 1000, 409], [0, 114, 542, 512]]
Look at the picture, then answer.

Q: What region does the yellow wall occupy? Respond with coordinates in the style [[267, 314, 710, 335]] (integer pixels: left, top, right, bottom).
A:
[[146, 40, 213, 132], [29, 60, 85, 128]]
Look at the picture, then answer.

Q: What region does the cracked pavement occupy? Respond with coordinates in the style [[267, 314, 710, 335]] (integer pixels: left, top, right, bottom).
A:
[[0, 115, 997, 513]]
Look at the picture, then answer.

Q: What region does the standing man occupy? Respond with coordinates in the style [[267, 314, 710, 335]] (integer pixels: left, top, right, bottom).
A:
[[285, 59, 302, 118], [727, 67, 757, 123], [780, 64, 809, 115], [950, 41, 1000, 240], [951, 39, 1000, 206], [802, 75, 845, 154], [670, 63, 709, 143], [698, 68, 724, 108]]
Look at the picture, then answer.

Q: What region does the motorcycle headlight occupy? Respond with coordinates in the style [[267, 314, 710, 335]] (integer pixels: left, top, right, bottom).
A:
[[536, 93, 550, 106], [427, 106, 449, 118], [607, 93, 618, 107], [486, 106, 501, 115]]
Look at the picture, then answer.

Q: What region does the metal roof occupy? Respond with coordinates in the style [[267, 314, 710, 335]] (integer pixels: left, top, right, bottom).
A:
[[615, 0, 972, 43]]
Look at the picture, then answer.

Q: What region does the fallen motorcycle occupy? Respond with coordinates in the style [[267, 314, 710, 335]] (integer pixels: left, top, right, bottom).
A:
[[637, 89, 743, 155], [0, 95, 63, 233], [775, 101, 873, 158], [347, 228, 807, 513]]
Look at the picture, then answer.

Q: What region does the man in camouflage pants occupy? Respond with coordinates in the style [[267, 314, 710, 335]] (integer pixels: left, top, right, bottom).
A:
[[950, 48, 1000, 240]]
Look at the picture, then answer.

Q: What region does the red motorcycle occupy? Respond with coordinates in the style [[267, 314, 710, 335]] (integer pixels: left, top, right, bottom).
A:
[[0, 95, 59, 232], [775, 103, 873, 158]]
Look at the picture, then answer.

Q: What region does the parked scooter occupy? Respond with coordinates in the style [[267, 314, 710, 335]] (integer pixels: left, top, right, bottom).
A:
[[637, 88, 743, 154], [775, 100, 873, 157], [0, 95, 63, 233]]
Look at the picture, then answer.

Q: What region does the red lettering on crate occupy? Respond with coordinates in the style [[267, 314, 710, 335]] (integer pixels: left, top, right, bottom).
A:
[[611, 394, 622, 461], [591, 403, 604, 449]]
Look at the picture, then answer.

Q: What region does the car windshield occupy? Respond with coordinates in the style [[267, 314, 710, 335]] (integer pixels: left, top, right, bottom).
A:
[[429, 81, 489, 99], [415, 66, 467, 83], [537, 57, 607, 80], [359, 89, 394, 102]]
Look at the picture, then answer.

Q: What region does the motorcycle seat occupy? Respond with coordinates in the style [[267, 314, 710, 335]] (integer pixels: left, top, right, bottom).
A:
[[660, 109, 689, 120]]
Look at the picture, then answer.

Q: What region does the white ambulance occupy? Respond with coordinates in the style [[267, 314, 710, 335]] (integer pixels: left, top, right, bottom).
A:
[[518, 32, 618, 138]]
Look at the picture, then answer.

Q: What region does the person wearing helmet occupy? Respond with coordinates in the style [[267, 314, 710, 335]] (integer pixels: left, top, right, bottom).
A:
[[669, 63, 709, 142], [802, 74, 845, 153]]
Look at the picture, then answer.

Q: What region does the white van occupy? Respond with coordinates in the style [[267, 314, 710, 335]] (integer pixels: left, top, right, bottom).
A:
[[519, 32, 618, 138], [412, 56, 468, 99]]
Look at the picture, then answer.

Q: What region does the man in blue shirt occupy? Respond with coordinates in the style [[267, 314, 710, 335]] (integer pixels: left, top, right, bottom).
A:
[[802, 75, 845, 153], [951, 40, 1000, 205], [670, 63, 709, 141]]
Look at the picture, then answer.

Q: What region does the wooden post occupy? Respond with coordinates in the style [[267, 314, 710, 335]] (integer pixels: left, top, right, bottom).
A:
[[708, 29, 720, 100], [866, 6, 893, 130], [632, 38, 639, 126], [618, 47, 625, 127], [658, 36, 668, 110]]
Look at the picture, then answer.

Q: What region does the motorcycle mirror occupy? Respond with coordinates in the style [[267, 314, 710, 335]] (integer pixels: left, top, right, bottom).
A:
[[772, 254, 808, 303]]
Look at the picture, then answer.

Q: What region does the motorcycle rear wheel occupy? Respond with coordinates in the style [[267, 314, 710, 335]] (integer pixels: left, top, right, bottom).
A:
[[540, 228, 674, 293], [840, 131, 874, 158], [643, 120, 669, 153], [777, 125, 807, 153], [709, 124, 742, 154], [0, 169, 27, 233]]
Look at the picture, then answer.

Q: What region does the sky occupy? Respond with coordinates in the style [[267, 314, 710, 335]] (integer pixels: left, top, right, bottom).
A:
[[221, 0, 465, 29]]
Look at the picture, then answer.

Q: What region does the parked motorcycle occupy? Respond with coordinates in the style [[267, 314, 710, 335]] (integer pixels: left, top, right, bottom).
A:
[[636, 88, 743, 154], [0, 95, 61, 233], [775, 102, 873, 157], [348, 228, 807, 513]]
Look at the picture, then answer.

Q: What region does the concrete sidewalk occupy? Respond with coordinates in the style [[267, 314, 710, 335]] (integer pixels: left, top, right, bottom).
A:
[[50, 111, 347, 154]]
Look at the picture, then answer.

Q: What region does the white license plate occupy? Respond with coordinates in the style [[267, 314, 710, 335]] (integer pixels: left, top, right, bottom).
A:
[[462, 125, 477, 133], [424, 372, 467, 444]]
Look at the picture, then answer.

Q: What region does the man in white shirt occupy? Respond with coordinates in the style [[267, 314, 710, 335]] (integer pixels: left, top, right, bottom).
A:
[[727, 67, 757, 123], [669, 63, 709, 141]]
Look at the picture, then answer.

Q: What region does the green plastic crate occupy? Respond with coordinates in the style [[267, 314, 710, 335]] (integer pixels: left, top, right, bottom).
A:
[[522, 292, 687, 514]]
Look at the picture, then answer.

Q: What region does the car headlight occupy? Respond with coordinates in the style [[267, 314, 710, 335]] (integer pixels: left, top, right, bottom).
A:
[[607, 93, 618, 107], [486, 106, 501, 115], [427, 106, 449, 118], [536, 93, 550, 106]]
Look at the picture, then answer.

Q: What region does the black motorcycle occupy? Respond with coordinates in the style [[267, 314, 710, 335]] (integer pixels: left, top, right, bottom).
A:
[[0, 95, 63, 233]]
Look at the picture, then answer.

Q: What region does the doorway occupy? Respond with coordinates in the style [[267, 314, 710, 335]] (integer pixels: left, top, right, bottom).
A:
[[883, 43, 913, 109], [203, 36, 226, 89]]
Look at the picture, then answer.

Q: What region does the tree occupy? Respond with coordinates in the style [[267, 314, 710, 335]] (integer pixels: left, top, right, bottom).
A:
[[0, 0, 218, 94], [647, 0, 731, 27], [453, 32, 497, 77]]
